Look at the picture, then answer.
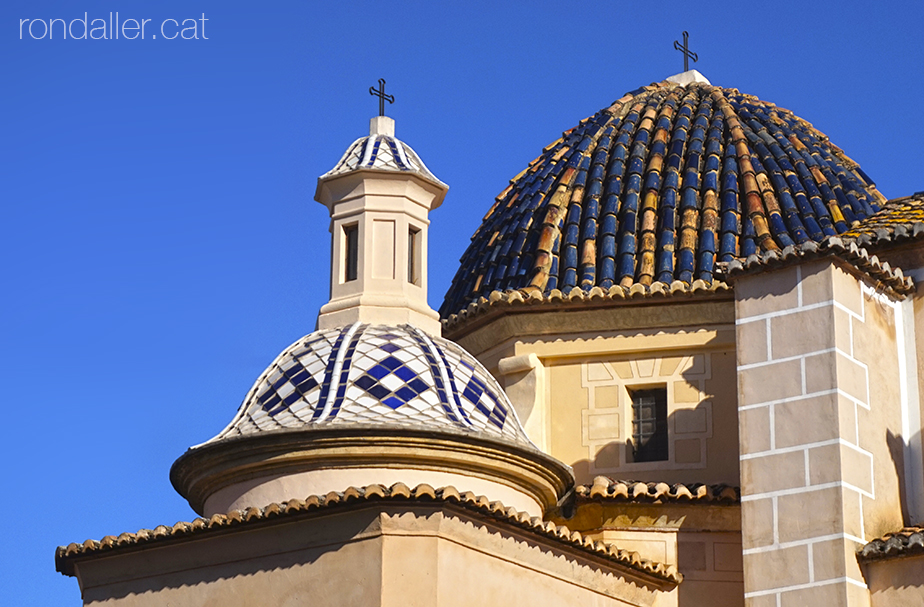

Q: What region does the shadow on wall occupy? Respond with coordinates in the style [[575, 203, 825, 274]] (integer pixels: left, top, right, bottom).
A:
[[886, 427, 923, 527], [571, 398, 714, 486], [80, 508, 379, 602], [886, 429, 909, 525], [677, 537, 745, 607], [863, 550, 924, 604]]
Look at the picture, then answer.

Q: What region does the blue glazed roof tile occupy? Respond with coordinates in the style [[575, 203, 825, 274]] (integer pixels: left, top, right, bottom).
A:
[[439, 79, 888, 318]]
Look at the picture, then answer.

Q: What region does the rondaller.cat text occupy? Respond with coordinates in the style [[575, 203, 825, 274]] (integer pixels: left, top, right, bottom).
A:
[[19, 13, 208, 40]]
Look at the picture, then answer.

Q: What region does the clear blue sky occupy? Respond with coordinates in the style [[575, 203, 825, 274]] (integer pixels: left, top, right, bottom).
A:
[[2, 0, 921, 604]]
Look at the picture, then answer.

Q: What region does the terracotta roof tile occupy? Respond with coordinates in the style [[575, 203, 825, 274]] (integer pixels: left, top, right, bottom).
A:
[[575, 476, 740, 504], [56, 482, 682, 584], [858, 526, 924, 562]]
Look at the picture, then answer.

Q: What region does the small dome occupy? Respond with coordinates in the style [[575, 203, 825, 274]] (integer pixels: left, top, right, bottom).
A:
[[210, 323, 531, 446], [320, 116, 446, 187], [440, 78, 887, 317]]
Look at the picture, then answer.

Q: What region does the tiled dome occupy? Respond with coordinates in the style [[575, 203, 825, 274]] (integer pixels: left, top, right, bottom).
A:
[[209, 323, 530, 445], [440, 78, 887, 318], [320, 123, 445, 187]]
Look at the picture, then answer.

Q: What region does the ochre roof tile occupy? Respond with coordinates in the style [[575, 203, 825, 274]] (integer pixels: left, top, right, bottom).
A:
[[56, 482, 682, 584], [441, 79, 886, 318], [576, 476, 740, 504], [843, 193, 924, 247]]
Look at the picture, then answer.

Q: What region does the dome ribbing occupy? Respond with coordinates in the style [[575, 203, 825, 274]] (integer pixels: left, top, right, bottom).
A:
[[440, 79, 886, 318]]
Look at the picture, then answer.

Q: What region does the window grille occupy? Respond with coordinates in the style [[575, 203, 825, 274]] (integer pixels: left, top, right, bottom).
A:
[[630, 388, 668, 462]]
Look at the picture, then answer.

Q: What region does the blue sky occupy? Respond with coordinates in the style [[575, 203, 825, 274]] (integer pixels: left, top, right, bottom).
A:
[[2, 0, 922, 604]]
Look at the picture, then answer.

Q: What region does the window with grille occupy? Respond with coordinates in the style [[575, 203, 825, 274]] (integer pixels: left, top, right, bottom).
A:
[[630, 388, 668, 462]]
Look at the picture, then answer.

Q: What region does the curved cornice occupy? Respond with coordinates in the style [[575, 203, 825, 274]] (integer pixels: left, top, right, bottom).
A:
[[171, 426, 574, 517]]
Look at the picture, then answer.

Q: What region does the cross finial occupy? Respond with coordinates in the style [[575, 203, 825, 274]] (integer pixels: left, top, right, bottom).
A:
[[673, 31, 698, 72], [369, 78, 395, 117]]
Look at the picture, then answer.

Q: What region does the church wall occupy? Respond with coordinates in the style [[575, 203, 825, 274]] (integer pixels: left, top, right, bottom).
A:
[[543, 344, 739, 486], [553, 501, 743, 606], [863, 555, 924, 607], [847, 271, 906, 540], [917, 285, 924, 521], [868, 240, 924, 525], [69, 505, 678, 607], [918, 288, 924, 517], [676, 531, 745, 606], [420, 509, 673, 607], [204, 466, 546, 518], [734, 260, 908, 607], [451, 303, 745, 607], [592, 529, 745, 606], [452, 300, 735, 367], [74, 508, 387, 607], [452, 303, 739, 487]]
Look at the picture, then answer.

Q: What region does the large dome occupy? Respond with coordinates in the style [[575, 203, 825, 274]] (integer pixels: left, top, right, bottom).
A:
[[440, 78, 886, 317], [209, 323, 531, 446]]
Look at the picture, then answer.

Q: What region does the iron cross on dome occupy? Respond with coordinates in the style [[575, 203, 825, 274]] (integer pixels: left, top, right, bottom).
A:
[[369, 78, 395, 117], [673, 31, 698, 72]]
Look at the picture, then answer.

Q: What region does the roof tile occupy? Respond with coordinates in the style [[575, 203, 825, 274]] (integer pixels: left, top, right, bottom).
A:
[[441, 279, 732, 332], [858, 526, 924, 562], [576, 476, 740, 504], [441, 79, 884, 318], [843, 193, 924, 248], [720, 237, 913, 297], [56, 483, 682, 584]]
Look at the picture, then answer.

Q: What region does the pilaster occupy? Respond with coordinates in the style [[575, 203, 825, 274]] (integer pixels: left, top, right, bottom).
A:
[[734, 259, 908, 606]]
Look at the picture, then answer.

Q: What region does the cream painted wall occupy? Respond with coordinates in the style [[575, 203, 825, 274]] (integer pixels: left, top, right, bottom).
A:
[[484, 329, 739, 487], [203, 466, 544, 517], [72, 505, 677, 607], [870, 241, 924, 525], [676, 531, 744, 607], [735, 259, 912, 607], [542, 347, 739, 486], [864, 555, 924, 607], [448, 300, 739, 486], [551, 499, 744, 607]]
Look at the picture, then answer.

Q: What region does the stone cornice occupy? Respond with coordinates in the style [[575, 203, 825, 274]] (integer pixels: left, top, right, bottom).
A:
[[170, 426, 573, 516], [442, 281, 733, 339]]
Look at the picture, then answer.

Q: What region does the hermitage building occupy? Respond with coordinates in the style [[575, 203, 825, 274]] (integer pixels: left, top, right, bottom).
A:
[[56, 69, 924, 607]]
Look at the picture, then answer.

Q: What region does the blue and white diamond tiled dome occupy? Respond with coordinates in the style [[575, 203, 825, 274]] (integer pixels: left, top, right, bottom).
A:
[[319, 118, 446, 187], [210, 323, 531, 445]]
